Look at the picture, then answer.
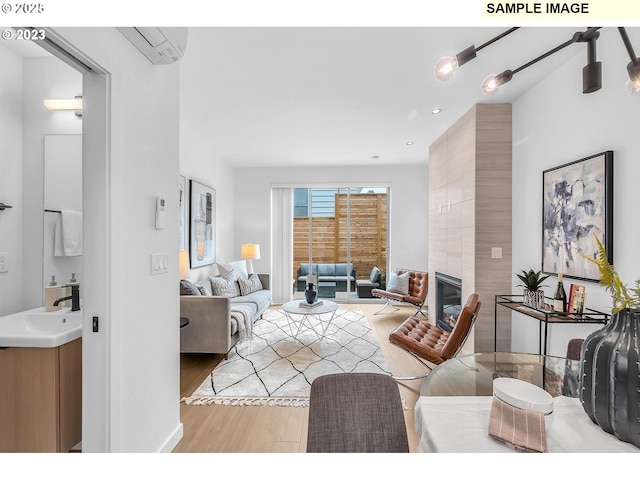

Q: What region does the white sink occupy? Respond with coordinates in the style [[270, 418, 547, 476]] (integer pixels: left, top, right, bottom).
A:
[[0, 307, 82, 348]]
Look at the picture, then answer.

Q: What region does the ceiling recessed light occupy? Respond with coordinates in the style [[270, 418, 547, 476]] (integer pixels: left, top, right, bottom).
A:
[[432, 108, 442, 115], [406, 141, 414, 146]]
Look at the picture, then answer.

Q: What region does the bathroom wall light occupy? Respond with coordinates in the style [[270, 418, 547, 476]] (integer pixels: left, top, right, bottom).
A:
[[44, 95, 83, 117], [434, 27, 520, 81]]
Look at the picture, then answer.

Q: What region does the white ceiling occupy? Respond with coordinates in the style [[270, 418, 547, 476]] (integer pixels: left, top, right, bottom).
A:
[[6, 26, 597, 168], [180, 26, 586, 168]]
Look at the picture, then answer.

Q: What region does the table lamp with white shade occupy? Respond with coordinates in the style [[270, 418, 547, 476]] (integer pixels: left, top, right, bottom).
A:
[[179, 249, 190, 279], [241, 243, 260, 275]]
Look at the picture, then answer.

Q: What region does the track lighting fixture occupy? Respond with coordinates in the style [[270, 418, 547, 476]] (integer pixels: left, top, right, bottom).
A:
[[434, 27, 519, 81], [618, 27, 640, 96], [481, 27, 602, 97], [437, 27, 639, 97]]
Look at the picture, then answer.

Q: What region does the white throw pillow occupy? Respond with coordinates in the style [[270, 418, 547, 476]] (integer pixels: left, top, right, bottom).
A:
[[216, 262, 232, 276], [387, 271, 410, 295], [229, 260, 249, 280]]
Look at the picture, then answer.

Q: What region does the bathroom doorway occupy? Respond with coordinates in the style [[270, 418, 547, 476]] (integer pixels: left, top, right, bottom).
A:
[[29, 30, 112, 452]]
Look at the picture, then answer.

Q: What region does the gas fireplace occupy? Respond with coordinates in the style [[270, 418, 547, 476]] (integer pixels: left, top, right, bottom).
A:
[[436, 272, 462, 332]]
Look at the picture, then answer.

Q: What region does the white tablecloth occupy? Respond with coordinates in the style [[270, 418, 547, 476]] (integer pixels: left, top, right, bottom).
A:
[[415, 395, 639, 453]]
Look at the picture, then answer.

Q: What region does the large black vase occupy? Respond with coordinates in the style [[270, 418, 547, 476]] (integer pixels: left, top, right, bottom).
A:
[[580, 309, 640, 448], [305, 283, 317, 304]]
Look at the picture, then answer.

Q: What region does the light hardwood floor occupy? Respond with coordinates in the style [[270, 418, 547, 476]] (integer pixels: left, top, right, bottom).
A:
[[173, 303, 427, 453]]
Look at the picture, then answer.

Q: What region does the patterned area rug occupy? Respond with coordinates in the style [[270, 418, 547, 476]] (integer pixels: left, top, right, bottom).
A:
[[182, 308, 393, 407]]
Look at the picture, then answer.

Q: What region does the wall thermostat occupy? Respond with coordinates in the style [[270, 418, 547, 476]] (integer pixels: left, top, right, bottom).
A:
[[155, 196, 166, 230]]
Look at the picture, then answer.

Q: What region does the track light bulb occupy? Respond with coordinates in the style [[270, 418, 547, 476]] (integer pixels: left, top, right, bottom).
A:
[[481, 74, 500, 96], [626, 61, 640, 96], [625, 78, 640, 96], [481, 70, 513, 97], [434, 55, 458, 81]]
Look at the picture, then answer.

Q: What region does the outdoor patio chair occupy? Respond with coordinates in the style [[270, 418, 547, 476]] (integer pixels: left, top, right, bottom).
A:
[[388, 293, 481, 381], [371, 268, 428, 316], [306, 372, 409, 453]]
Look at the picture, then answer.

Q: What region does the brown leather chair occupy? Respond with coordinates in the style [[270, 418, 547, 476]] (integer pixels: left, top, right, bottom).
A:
[[371, 268, 428, 316], [388, 293, 481, 380]]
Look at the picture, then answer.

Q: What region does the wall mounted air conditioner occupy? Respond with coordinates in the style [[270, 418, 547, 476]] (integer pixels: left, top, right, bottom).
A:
[[118, 27, 188, 65]]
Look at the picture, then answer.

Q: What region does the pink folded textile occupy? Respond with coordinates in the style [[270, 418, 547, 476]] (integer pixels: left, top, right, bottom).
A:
[[488, 396, 547, 453]]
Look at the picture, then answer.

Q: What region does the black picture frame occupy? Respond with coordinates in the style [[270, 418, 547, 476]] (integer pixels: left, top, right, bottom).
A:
[[189, 179, 216, 268], [542, 151, 613, 281]]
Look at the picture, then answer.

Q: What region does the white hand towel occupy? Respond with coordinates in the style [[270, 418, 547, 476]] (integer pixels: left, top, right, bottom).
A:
[[54, 213, 65, 256], [54, 210, 83, 257]]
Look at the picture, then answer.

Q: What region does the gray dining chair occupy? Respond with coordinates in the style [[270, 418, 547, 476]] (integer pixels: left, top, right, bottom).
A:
[[306, 372, 409, 453]]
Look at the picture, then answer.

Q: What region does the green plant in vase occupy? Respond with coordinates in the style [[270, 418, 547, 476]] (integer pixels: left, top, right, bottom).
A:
[[515, 268, 550, 309], [578, 233, 640, 448]]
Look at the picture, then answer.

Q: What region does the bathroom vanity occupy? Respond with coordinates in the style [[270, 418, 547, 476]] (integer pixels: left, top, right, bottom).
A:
[[0, 308, 82, 452]]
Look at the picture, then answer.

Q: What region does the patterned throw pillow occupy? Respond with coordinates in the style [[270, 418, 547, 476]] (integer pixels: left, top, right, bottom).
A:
[[238, 274, 263, 296], [210, 272, 240, 297], [387, 271, 410, 295], [180, 279, 201, 296], [196, 280, 213, 297]]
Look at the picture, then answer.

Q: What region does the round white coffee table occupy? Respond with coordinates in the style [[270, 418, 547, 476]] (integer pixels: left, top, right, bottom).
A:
[[282, 299, 339, 338]]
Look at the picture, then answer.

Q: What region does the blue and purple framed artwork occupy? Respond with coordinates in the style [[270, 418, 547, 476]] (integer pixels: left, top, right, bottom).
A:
[[542, 151, 613, 281]]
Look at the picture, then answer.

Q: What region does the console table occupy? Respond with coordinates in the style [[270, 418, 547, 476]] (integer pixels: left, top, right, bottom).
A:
[[494, 294, 609, 355]]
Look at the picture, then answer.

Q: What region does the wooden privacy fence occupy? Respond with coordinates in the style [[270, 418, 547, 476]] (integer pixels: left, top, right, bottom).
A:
[[293, 193, 387, 281]]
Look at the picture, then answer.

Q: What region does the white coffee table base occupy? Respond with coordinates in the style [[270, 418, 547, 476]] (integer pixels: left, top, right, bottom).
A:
[[282, 300, 339, 339]]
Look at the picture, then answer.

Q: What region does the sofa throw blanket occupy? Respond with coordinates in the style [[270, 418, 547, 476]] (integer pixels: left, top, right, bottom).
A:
[[231, 304, 254, 341]]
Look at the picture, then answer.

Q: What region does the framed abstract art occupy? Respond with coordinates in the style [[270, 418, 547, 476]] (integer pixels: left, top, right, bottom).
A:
[[542, 151, 613, 281], [189, 179, 216, 268]]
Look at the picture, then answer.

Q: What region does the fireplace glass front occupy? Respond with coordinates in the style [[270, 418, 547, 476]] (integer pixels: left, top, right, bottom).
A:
[[436, 272, 462, 332]]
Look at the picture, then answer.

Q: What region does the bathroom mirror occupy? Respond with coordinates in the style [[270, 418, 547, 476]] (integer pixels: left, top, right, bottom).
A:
[[43, 134, 83, 295]]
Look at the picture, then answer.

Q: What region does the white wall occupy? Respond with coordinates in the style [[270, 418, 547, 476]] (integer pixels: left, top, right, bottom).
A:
[[53, 27, 182, 453], [233, 165, 429, 279], [0, 45, 23, 317], [511, 27, 640, 356], [178, 129, 236, 281], [178, 38, 237, 281]]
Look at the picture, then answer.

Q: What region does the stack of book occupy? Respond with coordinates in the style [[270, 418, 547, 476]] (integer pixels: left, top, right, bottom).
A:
[[299, 300, 323, 308], [568, 284, 586, 315]]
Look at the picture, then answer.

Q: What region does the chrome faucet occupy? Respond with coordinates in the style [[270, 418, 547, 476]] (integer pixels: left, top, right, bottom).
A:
[[53, 284, 81, 311]]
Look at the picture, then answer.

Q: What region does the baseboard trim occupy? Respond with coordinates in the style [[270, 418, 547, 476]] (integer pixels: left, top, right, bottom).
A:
[[161, 422, 184, 453]]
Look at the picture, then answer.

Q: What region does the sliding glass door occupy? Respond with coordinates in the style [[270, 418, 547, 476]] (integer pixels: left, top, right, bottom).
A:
[[293, 186, 388, 303]]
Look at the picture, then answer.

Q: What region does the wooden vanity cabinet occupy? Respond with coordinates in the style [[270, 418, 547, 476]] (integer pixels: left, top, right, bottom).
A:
[[0, 338, 82, 452]]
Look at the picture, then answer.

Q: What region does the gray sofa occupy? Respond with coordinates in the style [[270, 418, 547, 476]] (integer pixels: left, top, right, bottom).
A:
[[180, 272, 271, 358], [296, 263, 356, 292]]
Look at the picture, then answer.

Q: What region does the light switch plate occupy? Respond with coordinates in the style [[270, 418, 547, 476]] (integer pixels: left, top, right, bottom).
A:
[[491, 247, 502, 259], [0, 252, 8, 273], [150, 253, 169, 275]]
